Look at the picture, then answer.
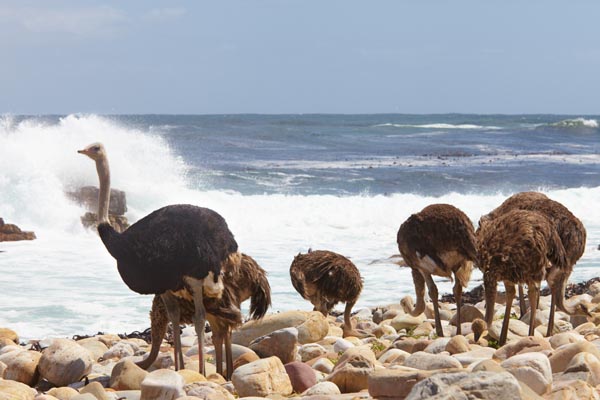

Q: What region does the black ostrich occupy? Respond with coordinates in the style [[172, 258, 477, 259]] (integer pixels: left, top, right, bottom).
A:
[[78, 142, 238, 375]]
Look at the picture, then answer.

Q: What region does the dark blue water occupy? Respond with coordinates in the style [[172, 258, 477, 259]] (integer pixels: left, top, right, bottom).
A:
[[115, 114, 600, 196]]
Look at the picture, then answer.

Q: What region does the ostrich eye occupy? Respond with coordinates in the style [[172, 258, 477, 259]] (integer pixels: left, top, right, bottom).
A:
[[92, 146, 100, 151]]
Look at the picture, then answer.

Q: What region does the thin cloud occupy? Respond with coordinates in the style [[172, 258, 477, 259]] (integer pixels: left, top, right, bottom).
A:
[[0, 5, 127, 36], [142, 7, 186, 22]]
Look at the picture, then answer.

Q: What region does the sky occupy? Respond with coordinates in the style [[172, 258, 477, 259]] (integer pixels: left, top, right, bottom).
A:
[[1, 1, 599, 115]]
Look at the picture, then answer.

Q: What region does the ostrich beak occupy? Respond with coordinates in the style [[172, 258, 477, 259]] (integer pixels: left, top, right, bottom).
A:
[[474, 331, 482, 342], [78, 149, 90, 156]]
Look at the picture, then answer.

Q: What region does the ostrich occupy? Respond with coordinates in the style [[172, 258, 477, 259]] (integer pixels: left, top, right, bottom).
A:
[[137, 253, 271, 379], [290, 250, 363, 337], [477, 209, 568, 345], [479, 191, 588, 335], [397, 204, 477, 337], [78, 142, 238, 375]]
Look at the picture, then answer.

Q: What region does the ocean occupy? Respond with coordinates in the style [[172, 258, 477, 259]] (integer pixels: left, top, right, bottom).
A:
[[0, 113, 599, 340]]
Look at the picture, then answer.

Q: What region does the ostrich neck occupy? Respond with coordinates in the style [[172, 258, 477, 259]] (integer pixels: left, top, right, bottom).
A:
[[96, 157, 111, 224]]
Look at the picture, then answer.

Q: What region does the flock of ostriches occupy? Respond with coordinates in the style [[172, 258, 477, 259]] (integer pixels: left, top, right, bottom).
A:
[[78, 142, 589, 380]]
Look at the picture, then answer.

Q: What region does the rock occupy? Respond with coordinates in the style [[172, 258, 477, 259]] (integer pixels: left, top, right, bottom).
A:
[[178, 370, 206, 384], [0, 349, 41, 385], [562, 352, 600, 386], [231, 356, 292, 397], [451, 347, 496, 367], [390, 315, 424, 332], [80, 381, 111, 400], [206, 344, 256, 365], [284, 361, 317, 393], [185, 381, 235, 400], [110, 359, 149, 390], [548, 379, 600, 400], [76, 338, 109, 361], [406, 371, 522, 400], [445, 335, 470, 354], [404, 351, 462, 370], [233, 352, 260, 371], [494, 336, 552, 361], [141, 369, 186, 400], [0, 378, 36, 400], [312, 358, 335, 374], [46, 386, 80, 399], [549, 341, 600, 373], [297, 312, 329, 344], [299, 343, 327, 362], [423, 337, 452, 354], [249, 327, 298, 364], [70, 394, 98, 400], [368, 369, 438, 399], [372, 324, 397, 338], [0, 219, 36, 242], [487, 319, 542, 341], [549, 332, 585, 349], [449, 304, 484, 325], [103, 342, 136, 360], [501, 352, 552, 395], [391, 337, 429, 354], [379, 348, 410, 365], [232, 311, 309, 347], [301, 381, 341, 396], [0, 361, 5, 377], [81, 212, 129, 233], [67, 186, 127, 216], [38, 338, 94, 387], [0, 328, 19, 343], [326, 347, 375, 393], [333, 338, 354, 353], [471, 359, 506, 373]]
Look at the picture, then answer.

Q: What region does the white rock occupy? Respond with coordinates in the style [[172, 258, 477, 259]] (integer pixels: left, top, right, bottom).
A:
[[333, 338, 354, 353], [501, 352, 552, 395], [38, 339, 93, 387], [404, 351, 462, 370], [231, 356, 293, 397], [301, 381, 341, 396], [141, 369, 186, 400]]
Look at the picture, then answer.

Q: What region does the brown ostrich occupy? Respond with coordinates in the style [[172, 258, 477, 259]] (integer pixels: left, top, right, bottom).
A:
[[290, 250, 363, 337], [479, 191, 588, 335], [478, 209, 569, 345], [397, 204, 477, 337], [137, 253, 271, 379]]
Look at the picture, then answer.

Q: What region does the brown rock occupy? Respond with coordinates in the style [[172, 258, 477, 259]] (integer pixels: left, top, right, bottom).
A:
[[0, 328, 19, 343], [249, 327, 298, 364], [284, 361, 317, 393], [0, 378, 36, 399], [297, 313, 329, 344], [231, 356, 293, 397], [46, 386, 80, 399], [110, 359, 149, 390], [38, 338, 94, 387], [494, 336, 552, 361], [233, 352, 260, 371], [0, 219, 36, 242], [326, 347, 375, 393], [549, 341, 600, 373], [449, 304, 484, 325], [445, 335, 470, 355], [368, 369, 437, 399], [0, 350, 41, 385], [80, 381, 111, 400], [67, 186, 127, 216]]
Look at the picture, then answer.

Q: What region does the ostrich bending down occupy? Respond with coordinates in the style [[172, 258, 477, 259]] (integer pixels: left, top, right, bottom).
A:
[[397, 204, 477, 337], [290, 250, 363, 337], [137, 253, 271, 379], [479, 191, 588, 335], [78, 143, 238, 375], [478, 209, 569, 346]]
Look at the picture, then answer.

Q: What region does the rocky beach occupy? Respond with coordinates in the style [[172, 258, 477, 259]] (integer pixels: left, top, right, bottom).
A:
[[2, 279, 600, 399]]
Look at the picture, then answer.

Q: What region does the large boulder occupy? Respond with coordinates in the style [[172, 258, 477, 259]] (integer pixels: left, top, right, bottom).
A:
[[232, 311, 312, 347], [406, 371, 523, 400], [110, 359, 149, 390], [549, 341, 600, 373], [0, 218, 36, 242], [284, 361, 317, 393], [231, 356, 293, 397], [67, 186, 127, 216], [0, 328, 19, 343], [38, 339, 94, 387], [501, 352, 552, 395]]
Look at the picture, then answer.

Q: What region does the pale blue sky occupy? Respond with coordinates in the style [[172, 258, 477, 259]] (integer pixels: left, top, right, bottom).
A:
[[1, 1, 599, 114]]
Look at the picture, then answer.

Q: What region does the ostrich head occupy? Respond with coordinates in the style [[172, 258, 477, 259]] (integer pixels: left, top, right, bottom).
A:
[[471, 318, 487, 342], [78, 142, 106, 161]]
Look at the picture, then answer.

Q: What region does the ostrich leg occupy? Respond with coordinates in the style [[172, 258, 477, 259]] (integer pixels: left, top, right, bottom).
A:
[[341, 300, 357, 337], [527, 283, 540, 337], [136, 297, 168, 370], [499, 282, 516, 346], [424, 274, 444, 337], [484, 274, 497, 328], [453, 279, 463, 335], [161, 292, 184, 370], [186, 278, 208, 375], [225, 329, 233, 380], [518, 284, 527, 318]]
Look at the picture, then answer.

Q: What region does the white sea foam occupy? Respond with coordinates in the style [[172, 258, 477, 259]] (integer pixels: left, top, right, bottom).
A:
[[375, 123, 502, 130], [1, 114, 599, 340], [548, 118, 599, 129]]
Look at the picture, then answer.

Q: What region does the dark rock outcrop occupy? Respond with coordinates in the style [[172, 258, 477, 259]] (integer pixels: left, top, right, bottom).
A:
[[67, 186, 127, 216], [0, 218, 36, 242]]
